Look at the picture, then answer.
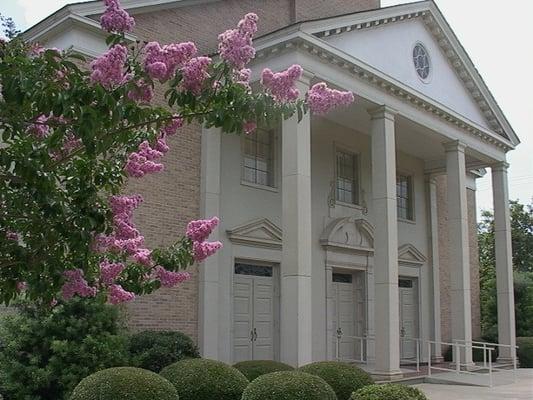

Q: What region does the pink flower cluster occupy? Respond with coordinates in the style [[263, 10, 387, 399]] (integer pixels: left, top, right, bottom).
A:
[[108, 283, 135, 304], [125, 140, 165, 178], [128, 79, 154, 103], [243, 121, 257, 135], [181, 56, 211, 94], [99, 259, 125, 285], [27, 114, 50, 139], [100, 0, 135, 33], [160, 116, 183, 136], [16, 281, 27, 292], [62, 269, 97, 300], [218, 13, 258, 69], [261, 65, 303, 103], [186, 217, 222, 262], [144, 41, 197, 82], [50, 133, 82, 161], [306, 82, 355, 115], [235, 68, 251, 90], [155, 266, 191, 288], [90, 44, 130, 89], [6, 231, 19, 241]]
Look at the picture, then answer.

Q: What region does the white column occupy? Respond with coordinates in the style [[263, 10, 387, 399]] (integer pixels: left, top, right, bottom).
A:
[[444, 140, 473, 365], [369, 105, 401, 376], [325, 266, 334, 360], [281, 74, 313, 367], [427, 176, 443, 361], [199, 126, 221, 359], [491, 161, 516, 360]]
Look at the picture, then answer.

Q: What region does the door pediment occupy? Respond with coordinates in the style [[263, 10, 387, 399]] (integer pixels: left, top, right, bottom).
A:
[[398, 244, 427, 266], [227, 218, 282, 249], [320, 216, 374, 254]]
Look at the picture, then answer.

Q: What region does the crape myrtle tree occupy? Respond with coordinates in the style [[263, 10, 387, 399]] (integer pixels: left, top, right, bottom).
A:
[[0, 0, 354, 306]]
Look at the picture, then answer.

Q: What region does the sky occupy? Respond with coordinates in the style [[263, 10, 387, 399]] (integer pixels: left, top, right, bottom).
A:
[[1, 0, 532, 216]]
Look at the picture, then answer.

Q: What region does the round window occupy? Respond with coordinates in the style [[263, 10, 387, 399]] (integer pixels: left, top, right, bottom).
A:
[[413, 43, 430, 81]]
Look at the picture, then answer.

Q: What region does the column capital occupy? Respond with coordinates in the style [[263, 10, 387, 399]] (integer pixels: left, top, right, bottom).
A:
[[443, 140, 467, 153], [491, 161, 510, 172], [368, 105, 397, 121]]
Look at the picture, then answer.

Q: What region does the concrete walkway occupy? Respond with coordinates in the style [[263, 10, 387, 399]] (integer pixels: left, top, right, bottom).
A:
[[414, 369, 533, 400]]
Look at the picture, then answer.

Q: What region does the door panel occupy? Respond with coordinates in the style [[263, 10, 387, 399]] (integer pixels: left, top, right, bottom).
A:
[[333, 280, 356, 361], [253, 278, 275, 360], [399, 278, 419, 360], [233, 276, 253, 362]]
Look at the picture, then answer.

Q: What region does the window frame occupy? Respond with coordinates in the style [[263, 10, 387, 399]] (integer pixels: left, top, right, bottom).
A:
[[334, 145, 361, 207], [396, 171, 415, 222], [240, 128, 278, 191]]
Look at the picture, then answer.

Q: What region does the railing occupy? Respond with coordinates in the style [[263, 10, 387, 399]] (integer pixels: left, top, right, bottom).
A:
[[334, 332, 373, 364], [400, 337, 421, 372]]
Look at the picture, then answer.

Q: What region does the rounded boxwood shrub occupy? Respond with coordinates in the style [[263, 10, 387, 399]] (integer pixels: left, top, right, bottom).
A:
[[351, 383, 428, 400], [70, 367, 178, 400], [233, 360, 293, 381], [160, 358, 248, 400], [241, 371, 336, 400], [299, 361, 373, 400], [517, 337, 533, 367], [129, 330, 200, 372]]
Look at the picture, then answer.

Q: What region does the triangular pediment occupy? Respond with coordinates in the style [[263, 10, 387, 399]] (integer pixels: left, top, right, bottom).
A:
[[226, 218, 282, 249], [398, 244, 427, 265], [298, 2, 518, 145]]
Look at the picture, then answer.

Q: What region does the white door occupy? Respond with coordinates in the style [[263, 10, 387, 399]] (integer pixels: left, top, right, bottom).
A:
[[233, 263, 277, 363], [399, 278, 419, 360], [333, 273, 357, 360]]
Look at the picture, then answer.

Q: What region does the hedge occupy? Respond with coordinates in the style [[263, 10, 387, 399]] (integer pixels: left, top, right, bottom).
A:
[[517, 337, 533, 367], [70, 367, 178, 400], [299, 361, 373, 400], [233, 360, 293, 381], [241, 371, 336, 400], [160, 358, 248, 400], [351, 383, 428, 400]]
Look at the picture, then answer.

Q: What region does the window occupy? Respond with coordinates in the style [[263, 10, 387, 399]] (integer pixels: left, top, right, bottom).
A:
[[333, 273, 353, 283], [242, 129, 275, 187], [235, 263, 273, 277], [336, 149, 359, 205], [396, 174, 413, 220], [413, 43, 430, 81]]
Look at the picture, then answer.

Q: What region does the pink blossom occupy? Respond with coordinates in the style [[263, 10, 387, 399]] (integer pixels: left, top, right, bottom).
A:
[[193, 240, 222, 262], [306, 82, 355, 115], [155, 266, 190, 288], [261, 65, 303, 102], [100, 0, 135, 33], [243, 121, 257, 135], [107, 284, 135, 304], [154, 136, 170, 154], [160, 116, 183, 136], [16, 281, 27, 292], [218, 13, 258, 69], [186, 216, 219, 242], [27, 114, 50, 139], [99, 259, 125, 285], [144, 41, 197, 81], [90, 44, 130, 89], [50, 132, 82, 161], [62, 269, 97, 300], [181, 56, 211, 94], [132, 248, 152, 266], [50, 298, 58, 307], [125, 140, 165, 178], [5, 231, 19, 241], [235, 68, 251, 90], [128, 79, 154, 103]]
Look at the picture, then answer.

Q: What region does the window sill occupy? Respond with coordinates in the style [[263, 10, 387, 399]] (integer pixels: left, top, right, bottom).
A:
[[334, 201, 365, 211], [240, 180, 279, 193], [398, 217, 416, 225]]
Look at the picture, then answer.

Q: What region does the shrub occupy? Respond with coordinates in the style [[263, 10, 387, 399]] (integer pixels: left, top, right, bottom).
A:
[[70, 367, 178, 400], [299, 361, 373, 400], [351, 384, 428, 400], [160, 358, 248, 400], [517, 337, 533, 367], [242, 371, 336, 400], [233, 360, 293, 381], [129, 330, 200, 372], [0, 299, 129, 400]]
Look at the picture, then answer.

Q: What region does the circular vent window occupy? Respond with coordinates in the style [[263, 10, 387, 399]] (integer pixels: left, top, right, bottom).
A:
[[413, 43, 431, 81]]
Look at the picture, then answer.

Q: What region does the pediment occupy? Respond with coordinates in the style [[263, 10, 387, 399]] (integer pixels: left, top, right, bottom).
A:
[[320, 217, 374, 253], [398, 244, 427, 265], [226, 218, 282, 249], [299, 2, 518, 145]]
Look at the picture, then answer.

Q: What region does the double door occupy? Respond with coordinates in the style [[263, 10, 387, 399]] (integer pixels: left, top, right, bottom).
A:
[[399, 277, 419, 360], [233, 263, 278, 362]]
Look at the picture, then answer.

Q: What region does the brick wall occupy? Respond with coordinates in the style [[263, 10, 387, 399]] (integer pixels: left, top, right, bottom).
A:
[[121, 0, 380, 339], [436, 175, 481, 343]]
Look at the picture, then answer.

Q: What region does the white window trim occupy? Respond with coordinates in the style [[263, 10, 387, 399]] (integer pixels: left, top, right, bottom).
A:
[[396, 169, 416, 223], [333, 143, 362, 208], [240, 128, 279, 191]]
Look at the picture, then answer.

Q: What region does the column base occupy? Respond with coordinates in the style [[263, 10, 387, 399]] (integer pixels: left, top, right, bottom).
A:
[[370, 370, 404, 381], [431, 355, 445, 363], [496, 357, 516, 364]]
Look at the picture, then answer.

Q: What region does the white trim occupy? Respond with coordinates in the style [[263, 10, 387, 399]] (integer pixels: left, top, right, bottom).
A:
[[226, 218, 283, 250]]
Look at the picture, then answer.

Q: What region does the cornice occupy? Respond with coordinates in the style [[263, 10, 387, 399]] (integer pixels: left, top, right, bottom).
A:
[[303, 6, 517, 147], [254, 33, 514, 153]]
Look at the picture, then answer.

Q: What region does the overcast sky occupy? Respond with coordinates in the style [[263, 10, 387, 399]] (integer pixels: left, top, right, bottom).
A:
[[1, 0, 532, 216]]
